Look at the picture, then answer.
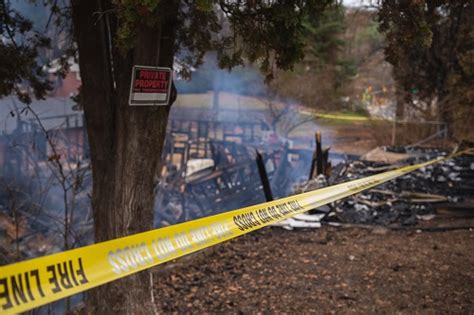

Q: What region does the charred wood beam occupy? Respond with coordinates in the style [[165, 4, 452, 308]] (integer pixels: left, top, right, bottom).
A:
[[309, 155, 316, 181], [316, 131, 323, 176], [309, 131, 324, 180], [256, 150, 273, 202]]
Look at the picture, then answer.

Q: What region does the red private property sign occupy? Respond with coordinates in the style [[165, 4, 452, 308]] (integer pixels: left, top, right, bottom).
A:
[[129, 65, 172, 106]]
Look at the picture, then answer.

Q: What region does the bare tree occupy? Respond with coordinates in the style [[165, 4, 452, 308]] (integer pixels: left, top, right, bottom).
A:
[[259, 93, 316, 139]]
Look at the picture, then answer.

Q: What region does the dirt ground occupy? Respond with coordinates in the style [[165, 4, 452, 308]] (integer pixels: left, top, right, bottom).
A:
[[330, 124, 380, 155], [292, 121, 383, 156], [153, 218, 474, 314], [151, 121, 473, 314]]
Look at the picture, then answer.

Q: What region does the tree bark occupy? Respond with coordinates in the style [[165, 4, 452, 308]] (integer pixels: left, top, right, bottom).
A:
[[72, 1, 178, 313]]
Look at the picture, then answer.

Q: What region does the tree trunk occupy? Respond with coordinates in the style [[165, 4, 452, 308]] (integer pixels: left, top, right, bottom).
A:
[[72, 1, 178, 313]]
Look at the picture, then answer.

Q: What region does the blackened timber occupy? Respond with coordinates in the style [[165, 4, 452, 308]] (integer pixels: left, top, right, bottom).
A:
[[256, 150, 273, 202], [308, 131, 322, 180], [309, 154, 317, 181], [322, 148, 331, 176], [316, 131, 323, 176]]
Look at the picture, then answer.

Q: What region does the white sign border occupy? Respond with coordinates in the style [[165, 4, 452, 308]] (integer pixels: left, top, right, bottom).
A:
[[128, 65, 173, 106]]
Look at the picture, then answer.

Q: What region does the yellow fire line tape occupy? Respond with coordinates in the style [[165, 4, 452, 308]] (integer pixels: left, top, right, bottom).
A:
[[0, 149, 472, 314]]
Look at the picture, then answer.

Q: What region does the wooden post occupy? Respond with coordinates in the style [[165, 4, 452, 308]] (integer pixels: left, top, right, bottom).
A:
[[316, 131, 323, 176], [256, 150, 273, 202], [308, 130, 324, 180], [308, 150, 317, 180]]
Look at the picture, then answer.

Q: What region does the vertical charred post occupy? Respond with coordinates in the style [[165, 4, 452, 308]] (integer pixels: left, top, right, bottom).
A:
[[256, 150, 273, 202], [316, 131, 323, 176]]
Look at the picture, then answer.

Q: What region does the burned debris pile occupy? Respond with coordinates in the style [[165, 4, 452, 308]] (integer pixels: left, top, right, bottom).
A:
[[157, 120, 473, 230], [155, 139, 266, 226], [1, 98, 472, 265], [297, 146, 474, 227], [0, 176, 92, 265]]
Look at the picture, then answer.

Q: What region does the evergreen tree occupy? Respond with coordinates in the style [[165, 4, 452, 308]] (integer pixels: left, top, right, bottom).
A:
[[378, 0, 473, 139], [270, 2, 356, 109], [0, 0, 335, 312]]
